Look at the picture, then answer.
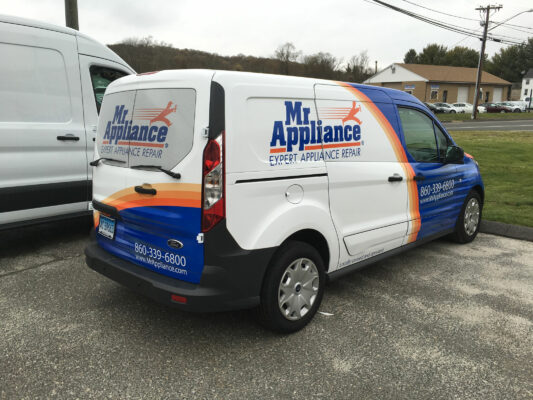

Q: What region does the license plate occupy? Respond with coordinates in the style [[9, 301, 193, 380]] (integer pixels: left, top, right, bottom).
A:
[[98, 215, 116, 240]]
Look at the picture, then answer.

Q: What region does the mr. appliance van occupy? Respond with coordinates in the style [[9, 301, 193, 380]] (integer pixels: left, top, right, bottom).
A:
[[0, 15, 134, 229], [85, 70, 484, 332]]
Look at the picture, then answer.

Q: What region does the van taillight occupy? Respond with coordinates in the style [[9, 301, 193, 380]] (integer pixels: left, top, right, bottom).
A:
[[201, 132, 225, 232]]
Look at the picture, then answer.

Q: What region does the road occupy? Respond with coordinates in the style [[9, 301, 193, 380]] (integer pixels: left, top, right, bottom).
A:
[[1, 219, 532, 399], [443, 118, 533, 131]]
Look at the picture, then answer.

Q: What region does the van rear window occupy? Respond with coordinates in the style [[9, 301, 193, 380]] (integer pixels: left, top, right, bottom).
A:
[[96, 88, 196, 170]]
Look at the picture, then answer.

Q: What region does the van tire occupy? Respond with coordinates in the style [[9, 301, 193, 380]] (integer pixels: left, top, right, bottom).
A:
[[451, 191, 482, 244], [257, 241, 325, 333]]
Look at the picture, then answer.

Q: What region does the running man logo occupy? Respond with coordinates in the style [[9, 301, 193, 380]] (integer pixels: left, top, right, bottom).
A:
[[320, 101, 363, 125], [269, 101, 362, 154], [102, 102, 176, 147], [342, 101, 362, 125], [133, 101, 177, 127]]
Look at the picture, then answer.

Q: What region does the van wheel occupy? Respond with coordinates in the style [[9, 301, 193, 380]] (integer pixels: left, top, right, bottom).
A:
[[451, 191, 482, 243], [258, 241, 325, 333]]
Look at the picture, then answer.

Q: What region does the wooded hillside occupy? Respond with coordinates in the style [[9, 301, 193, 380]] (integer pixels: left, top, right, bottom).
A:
[[108, 38, 373, 82]]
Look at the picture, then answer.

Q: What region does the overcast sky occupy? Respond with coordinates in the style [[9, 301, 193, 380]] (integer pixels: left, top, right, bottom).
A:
[[2, 0, 532, 70]]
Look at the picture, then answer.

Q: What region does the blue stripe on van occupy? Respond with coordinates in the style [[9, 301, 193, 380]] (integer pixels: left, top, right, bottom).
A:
[[97, 206, 204, 284]]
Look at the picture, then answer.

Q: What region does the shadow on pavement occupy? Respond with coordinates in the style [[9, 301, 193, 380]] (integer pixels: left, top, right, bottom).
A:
[[0, 216, 93, 257]]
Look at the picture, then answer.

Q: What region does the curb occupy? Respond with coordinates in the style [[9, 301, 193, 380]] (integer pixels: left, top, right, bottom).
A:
[[479, 220, 533, 242]]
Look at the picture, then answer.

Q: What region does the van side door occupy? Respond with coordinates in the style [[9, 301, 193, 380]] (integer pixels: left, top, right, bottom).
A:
[[0, 23, 88, 225], [396, 104, 461, 239], [314, 84, 412, 264]]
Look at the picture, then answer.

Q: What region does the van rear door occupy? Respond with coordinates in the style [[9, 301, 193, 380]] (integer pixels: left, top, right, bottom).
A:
[[92, 81, 206, 284]]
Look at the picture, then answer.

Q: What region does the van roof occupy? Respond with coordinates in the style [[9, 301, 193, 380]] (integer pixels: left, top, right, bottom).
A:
[[0, 14, 133, 71], [107, 69, 423, 106], [0, 14, 77, 35]]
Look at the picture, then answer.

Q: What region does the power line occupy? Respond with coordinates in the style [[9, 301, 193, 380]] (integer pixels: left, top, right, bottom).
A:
[[367, 0, 524, 45], [400, 0, 479, 22], [400, 0, 533, 32]]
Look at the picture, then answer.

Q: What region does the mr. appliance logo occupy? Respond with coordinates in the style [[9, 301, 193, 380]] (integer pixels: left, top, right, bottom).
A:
[[102, 101, 177, 148], [269, 101, 363, 166]]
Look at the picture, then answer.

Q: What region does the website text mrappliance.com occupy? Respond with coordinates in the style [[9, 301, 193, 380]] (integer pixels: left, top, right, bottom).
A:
[[420, 190, 454, 204], [135, 254, 188, 275]]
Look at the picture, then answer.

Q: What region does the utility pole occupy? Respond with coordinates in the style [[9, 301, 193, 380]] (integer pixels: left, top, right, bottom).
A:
[[65, 0, 79, 30], [472, 4, 502, 120]]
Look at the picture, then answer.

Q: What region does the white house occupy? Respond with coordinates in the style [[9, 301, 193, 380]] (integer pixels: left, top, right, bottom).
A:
[[521, 68, 533, 102]]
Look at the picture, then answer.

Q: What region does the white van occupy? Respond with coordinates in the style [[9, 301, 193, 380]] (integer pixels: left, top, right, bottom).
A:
[[85, 70, 484, 332], [0, 15, 134, 229]]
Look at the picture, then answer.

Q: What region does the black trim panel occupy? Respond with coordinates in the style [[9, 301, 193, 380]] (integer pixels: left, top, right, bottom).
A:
[[235, 173, 328, 184], [0, 181, 89, 213], [203, 219, 276, 305], [92, 199, 121, 220], [328, 229, 454, 281], [209, 81, 225, 139]]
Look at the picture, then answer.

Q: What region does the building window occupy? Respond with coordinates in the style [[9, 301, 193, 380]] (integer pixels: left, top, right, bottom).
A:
[[527, 79, 530, 85], [443, 90, 448, 102], [430, 90, 438, 100], [526, 89, 529, 95], [485, 91, 490, 102]]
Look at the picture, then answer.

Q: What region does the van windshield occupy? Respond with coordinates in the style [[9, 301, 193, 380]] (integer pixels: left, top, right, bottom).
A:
[[96, 88, 196, 170]]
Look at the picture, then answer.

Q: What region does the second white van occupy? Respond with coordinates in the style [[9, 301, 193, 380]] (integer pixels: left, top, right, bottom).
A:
[[85, 70, 484, 332], [0, 15, 134, 229]]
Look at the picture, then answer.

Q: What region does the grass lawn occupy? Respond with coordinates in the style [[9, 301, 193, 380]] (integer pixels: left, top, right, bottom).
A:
[[438, 112, 533, 122], [448, 130, 533, 227]]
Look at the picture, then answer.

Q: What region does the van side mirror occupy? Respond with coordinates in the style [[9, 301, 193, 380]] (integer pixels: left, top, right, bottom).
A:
[[445, 145, 464, 164]]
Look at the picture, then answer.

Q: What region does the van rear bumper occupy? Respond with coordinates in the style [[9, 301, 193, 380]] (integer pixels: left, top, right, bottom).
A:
[[85, 226, 275, 312]]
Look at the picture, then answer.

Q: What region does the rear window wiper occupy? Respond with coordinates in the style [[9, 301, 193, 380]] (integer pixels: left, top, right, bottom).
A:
[[90, 157, 126, 166], [130, 165, 181, 179]]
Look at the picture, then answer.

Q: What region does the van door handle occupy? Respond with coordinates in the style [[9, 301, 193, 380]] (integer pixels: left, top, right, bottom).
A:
[[413, 174, 426, 181], [57, 134, 80, 141], [388, 174, 403, 182], [134, 186, 157, 195]]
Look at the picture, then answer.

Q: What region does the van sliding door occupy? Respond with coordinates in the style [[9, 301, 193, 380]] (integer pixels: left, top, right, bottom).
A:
[[314, 84, 411, 262]]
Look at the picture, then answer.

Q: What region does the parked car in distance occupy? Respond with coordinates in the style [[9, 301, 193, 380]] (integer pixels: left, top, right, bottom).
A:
[[482, 103, 509, 113], [434, 102, 459, 113], [499, 102, 522, 113], [0, 14, 135, 230], [452, 103, 487, 114], [452, 103, 470, 113], [423, 102, 438, 114]]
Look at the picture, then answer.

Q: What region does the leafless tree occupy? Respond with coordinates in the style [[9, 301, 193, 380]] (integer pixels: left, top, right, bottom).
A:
[[345, 51, 371, 83], [275, 42, 301, 75]]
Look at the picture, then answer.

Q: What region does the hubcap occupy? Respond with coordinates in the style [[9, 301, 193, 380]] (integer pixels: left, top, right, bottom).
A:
[[464, 198, 480, 236], [278, 258, 319, 321]]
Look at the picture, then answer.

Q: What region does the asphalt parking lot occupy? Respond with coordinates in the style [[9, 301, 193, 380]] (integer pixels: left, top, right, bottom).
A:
[[1, 219, 532, 399]]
